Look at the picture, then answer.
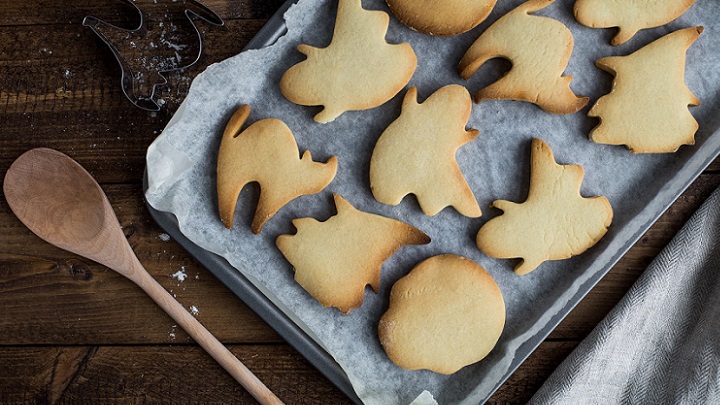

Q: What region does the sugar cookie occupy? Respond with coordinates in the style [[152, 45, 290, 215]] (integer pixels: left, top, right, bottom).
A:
[[378, 254, 505, 374], [386, 0, 497, 36], [476, 139, 613, 275], [370, 85, 482, 217], [574, 0, 697, 46], [459, 0, 588, 114], [589, 27, 702, 154], [276, 194, 430, 314], [217, 105, 338, 233], [280, 0, 417, 123]]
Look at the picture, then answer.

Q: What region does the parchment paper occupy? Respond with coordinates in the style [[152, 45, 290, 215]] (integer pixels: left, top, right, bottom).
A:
[[145, 0, 720, 403]]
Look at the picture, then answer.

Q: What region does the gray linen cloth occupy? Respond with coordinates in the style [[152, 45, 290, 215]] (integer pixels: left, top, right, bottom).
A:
[[531, 185, 720, 405]]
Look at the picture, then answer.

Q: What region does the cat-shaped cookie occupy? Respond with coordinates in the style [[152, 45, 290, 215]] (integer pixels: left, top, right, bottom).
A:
[[217, 105, 337, 233]]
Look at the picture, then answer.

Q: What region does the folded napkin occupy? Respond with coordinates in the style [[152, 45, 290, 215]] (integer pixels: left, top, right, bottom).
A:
[[531, 185, 720, 404]]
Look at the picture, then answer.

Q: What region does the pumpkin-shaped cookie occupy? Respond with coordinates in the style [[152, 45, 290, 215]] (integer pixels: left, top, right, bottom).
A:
[[379, 255, 505, 374]]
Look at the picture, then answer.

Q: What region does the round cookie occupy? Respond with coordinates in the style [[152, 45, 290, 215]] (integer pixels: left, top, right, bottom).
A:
[[386, 0, 497, 36], [378, 255, 505, 374]]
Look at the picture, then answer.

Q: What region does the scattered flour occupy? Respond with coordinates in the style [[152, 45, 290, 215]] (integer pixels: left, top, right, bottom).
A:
[[189, 305, 199, 316], [158, 233, 171, 242], [170, 268, 187, 282]]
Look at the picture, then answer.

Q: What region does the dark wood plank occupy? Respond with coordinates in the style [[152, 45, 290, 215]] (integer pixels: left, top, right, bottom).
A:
[[1, 0, 716, 403], [0, 20, 264, 70], [710, 160, 720, 171], [0, 251, 282, 345], [0, 341, 575, 403], [0, 182, 281, 345], [0, 344, 349, 404], [0, 19, 265, 184], [1, 175, 718, 345], [0, 0, 285, 26]]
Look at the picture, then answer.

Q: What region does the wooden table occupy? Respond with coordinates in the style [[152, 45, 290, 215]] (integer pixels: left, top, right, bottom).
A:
[[1, 1, 718, 403]]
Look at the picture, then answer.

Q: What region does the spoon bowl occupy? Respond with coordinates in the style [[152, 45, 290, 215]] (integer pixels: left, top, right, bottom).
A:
[[4, 149, 121, 269], [3, 148, 283, 405]]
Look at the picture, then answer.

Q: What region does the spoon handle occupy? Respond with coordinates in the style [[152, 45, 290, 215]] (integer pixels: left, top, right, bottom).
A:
[[129, 259, 284, 405]]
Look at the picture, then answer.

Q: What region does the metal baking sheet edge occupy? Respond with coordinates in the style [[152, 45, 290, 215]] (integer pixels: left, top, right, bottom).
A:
[[143, 0, 720, 403]]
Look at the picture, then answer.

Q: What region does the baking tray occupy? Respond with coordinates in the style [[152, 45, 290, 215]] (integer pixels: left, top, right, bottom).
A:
[[143, 0, 720, 403]]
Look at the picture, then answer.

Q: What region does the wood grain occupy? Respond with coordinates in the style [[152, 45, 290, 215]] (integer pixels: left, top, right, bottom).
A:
[[0, 18, 265, 184], [0, 182, 281, 345], [1, 0, 719, 402], [0, 341, 578, 404], [0, 0, 284, 26], [0, 345, 346, 404]]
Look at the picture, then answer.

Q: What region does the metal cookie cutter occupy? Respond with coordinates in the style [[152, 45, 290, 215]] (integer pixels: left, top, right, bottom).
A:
[[83, 0, 224, 111]]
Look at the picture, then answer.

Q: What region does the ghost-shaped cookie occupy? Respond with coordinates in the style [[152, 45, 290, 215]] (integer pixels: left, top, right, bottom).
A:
[[370, 85, 482, 217], [217, 105, 338, 233], [280, 0, 417, 123], [574, 0, 697, 46], [476, 139, 613, 275], [276, 194, 430, 314], [459, 0, 588, 114], [589, 27, 703, 153]]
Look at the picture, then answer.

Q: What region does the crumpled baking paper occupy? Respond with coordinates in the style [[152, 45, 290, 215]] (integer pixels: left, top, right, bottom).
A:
[[145, 0, 720, 403]]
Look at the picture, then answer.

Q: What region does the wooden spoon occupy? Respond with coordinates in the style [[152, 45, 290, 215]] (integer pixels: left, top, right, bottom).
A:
[[3, 148, 284, 405]]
